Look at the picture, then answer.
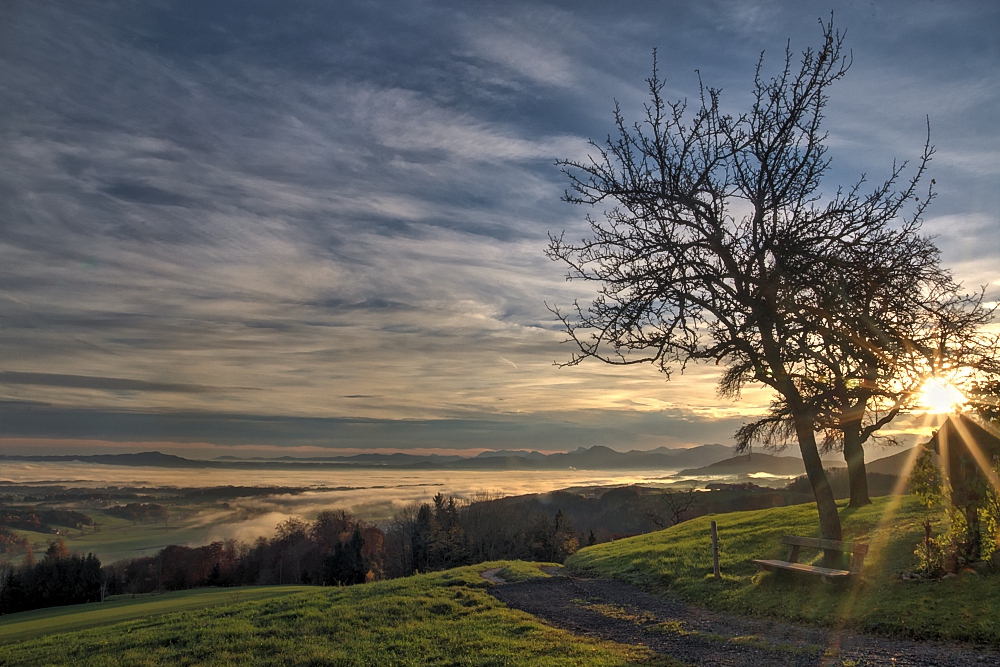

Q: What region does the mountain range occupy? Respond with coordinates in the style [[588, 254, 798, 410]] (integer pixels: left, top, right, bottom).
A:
[[1, 444, 734, 471], [2, 444, 920, 477]]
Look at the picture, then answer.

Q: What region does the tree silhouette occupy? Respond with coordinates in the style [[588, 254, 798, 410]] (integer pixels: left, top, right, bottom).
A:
[[736, 280, 997, 507], [970, 380, 1000, 425], [546, 17, 985, 544], [645, 488, 698, 528]]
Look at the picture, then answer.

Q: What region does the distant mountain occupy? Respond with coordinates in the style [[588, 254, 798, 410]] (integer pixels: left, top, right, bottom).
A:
[[474, 449, 547, 460], [1, 443, 736, 471], [0, 451, 205, 468], [551, 444, 733, 470], [442, 443, 733, 471], [678, 453, 813, 477], [646, 444, 733, 469], [214, 452, 465, 464], [864, 447, 921, 476], [1, 444, 933, 485]]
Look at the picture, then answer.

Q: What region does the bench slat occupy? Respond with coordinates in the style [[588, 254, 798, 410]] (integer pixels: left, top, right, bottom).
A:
[[781, 535, 868, 554], [752, 559, 853, 578], [754, 535, 869, 581]]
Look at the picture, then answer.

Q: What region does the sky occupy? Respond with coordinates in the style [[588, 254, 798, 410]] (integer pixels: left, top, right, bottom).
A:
[[1, 0, 998, 458]]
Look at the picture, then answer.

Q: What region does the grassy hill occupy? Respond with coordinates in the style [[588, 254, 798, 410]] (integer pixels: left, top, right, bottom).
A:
[[0, 586, 314, 644], [5, 496, 994, 663], [565, 495, 999, 643], [0, 562, 673, 667]]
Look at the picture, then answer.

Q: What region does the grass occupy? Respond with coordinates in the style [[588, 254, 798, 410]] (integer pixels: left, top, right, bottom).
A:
[[495, 561, 557, 583], [0, 562, 677, 666], [0, 586, 313, 644], [565, 494, 1000, 643], [6, 504, 229, 565]]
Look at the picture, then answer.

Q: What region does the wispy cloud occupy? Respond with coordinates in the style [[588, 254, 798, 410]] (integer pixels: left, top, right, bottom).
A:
[[1, 1, 996, 455], [0, 372, 238, 394]]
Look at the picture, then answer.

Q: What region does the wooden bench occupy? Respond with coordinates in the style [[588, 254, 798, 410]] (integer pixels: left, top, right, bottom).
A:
[[753, 536, 868, 584]]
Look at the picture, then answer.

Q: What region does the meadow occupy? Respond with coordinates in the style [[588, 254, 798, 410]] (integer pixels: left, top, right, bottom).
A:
[[3, 495, 273, 565], [566, 495, 1000, 643], [0, 562, 673, 667], [0, 586, 313, 644], [2, 494, 995, 665]]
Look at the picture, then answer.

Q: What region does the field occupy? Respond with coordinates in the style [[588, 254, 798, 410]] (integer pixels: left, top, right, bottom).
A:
[[566, 494, 1000, 643], [0, 562, 674, 666], [3, 499, 245, 564], [0, 586, 313, 644]]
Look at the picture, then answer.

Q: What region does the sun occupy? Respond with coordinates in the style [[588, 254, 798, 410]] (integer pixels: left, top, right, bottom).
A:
[[915, 377, 967, 414]]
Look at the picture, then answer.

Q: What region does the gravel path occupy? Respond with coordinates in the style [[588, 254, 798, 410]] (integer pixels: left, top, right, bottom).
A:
[[487, 571, 1000, 666]]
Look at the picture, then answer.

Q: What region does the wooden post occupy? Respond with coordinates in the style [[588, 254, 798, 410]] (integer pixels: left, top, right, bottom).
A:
[[711, 520, 720, 580]]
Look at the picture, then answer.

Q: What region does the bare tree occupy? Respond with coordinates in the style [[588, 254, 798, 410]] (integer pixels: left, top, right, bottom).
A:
[[971, 380, 1000, 425], [463, 491, 525, 562], [737, 252, 998, 507], [645, 488, 698, 529], [547, 18, 944, 545], [385, 502, 420, 578]]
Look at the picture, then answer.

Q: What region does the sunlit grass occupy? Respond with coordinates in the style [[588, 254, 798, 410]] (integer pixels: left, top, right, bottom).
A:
[[495, 561, 558, 583], [6, 504, 229, 565], [565, 496, 1000, 642], [0, 586, 313, 644], [0, 562, 672, 666]]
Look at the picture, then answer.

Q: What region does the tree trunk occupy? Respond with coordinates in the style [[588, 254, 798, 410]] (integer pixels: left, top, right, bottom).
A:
[[965, 504, 982, 564], [842, 424, 872, 507], [793, 412, 842, 561]]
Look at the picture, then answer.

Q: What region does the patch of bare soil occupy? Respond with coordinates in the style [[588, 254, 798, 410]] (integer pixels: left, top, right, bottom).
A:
[[487, 572, 1000, 666], [480, 567, 506, 584]]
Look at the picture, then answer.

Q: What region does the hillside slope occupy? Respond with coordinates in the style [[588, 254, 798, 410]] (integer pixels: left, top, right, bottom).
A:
[[0, 563, 667, 667], [0, 587, 312, 644], [565, 495, 1000, 643], [677, 453, 812, 476], [865, 447, 921, 476]]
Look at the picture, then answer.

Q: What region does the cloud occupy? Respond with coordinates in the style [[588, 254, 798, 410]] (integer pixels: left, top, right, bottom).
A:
[[1, 1, 996, 455], [0, 372, 233, 394], [354, 86, 577, 162], [0, 400, 748, 452], [101, 181, 196, 207]]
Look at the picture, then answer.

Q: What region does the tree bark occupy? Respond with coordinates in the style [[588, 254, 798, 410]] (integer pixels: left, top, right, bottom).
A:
[[842, 423, 872, 507], [793, 412, 842, 561], [965, 504, 982, 564]]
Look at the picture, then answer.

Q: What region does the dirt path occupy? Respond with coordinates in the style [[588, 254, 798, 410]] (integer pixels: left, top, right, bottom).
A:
[[487, 571, 1000, 666]]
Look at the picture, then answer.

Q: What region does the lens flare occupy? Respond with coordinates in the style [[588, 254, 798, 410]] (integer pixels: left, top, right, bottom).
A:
[[915, 377, 966, 414]]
